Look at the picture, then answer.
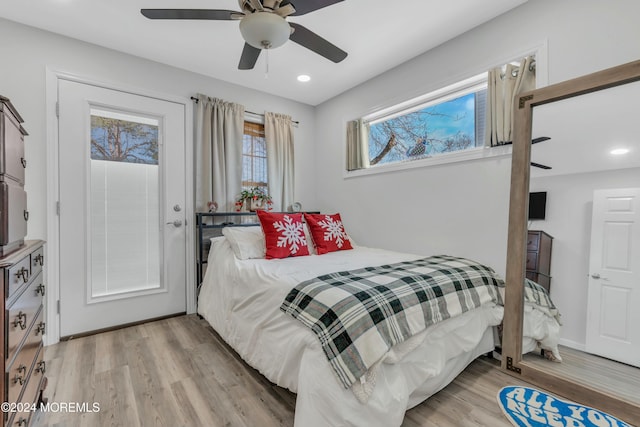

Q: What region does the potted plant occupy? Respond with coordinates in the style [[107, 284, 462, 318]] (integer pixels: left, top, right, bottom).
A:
[[235, 187, 273, 212]]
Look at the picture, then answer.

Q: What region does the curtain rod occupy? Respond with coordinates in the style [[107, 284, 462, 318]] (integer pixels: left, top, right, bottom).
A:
[[190, 96, 299, 125]]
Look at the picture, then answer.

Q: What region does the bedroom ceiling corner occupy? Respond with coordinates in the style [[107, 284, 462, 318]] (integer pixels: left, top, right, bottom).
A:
[[0, 0, 528, 106]]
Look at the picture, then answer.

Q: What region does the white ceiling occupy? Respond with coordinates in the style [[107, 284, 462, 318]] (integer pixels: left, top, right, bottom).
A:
[[0, 0, 527, 106], [531, 80, 640, 178]]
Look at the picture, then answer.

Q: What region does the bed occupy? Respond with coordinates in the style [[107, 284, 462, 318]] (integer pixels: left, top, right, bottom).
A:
[[196, 213, 561, 427]]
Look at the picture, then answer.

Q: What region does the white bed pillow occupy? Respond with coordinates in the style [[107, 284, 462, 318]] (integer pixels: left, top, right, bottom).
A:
[[220, 223, 317, 259], [222, 226, 266, 259]]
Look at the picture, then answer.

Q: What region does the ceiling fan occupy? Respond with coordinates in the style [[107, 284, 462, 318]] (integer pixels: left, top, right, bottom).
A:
[[504, 136, 552, 170], [141, 0, 348, 70], [530, 136, 552, 170]]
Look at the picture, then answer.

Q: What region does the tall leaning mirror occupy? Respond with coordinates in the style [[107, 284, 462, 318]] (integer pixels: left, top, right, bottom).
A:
[[501, 59, 640, 425]]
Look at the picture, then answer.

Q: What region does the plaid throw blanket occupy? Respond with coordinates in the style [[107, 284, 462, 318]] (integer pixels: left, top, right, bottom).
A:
[[525, 278, 561, 323], [280, 255, 505, 389]]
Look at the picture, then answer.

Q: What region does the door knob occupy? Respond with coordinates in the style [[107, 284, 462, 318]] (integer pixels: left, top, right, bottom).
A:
[[591, 273, 600, 279], [166, 219, 183, 227]]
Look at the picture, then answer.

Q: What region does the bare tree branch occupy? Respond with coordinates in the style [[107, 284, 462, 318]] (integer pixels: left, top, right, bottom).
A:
[[370, 134, 397, 165]]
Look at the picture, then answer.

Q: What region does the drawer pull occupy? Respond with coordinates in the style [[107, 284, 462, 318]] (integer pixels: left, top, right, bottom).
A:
[[21, 157, 27, 168], [34, 253, 44, 266], [36, 321, 46, 336], [24, 210, 29, 221], [36, 283, 46, 296], [15, 267, 29, 283], [16, 417, 28, 427], [13, 311, 27, 330], [13, 364, 27, 385], [36, 360, 46, 374]]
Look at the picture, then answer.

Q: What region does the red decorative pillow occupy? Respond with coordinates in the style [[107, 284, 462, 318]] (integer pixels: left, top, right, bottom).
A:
[[257, 211, 310, 259], [303, 213, 353, 255]]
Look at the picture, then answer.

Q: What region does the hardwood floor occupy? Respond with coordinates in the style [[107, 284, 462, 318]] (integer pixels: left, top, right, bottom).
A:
[[523, 344, 640, 406], [34, 315, 535, 427]]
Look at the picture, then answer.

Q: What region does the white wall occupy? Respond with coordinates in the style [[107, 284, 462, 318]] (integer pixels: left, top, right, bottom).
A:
[[314, 0, 640, 278], [0, 17, 318, 241], [530, 167, 640, 349]]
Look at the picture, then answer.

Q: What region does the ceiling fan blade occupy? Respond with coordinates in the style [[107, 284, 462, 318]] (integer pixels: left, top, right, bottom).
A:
[[503, 136, 551, 146], [531, 162, 552, 170], [289, 22, 347, 63], [283, 0, 343, 16], [532, 136, 551, 144], [239, 43, 262, 70], [141, 9, 237, 20]]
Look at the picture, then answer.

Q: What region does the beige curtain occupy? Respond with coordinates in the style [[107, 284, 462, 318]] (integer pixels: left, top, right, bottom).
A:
[[485, 56, 536, 147], [265, 112, 295, 211], [346, 119, 370, 170], [195, 94, 245, 212]]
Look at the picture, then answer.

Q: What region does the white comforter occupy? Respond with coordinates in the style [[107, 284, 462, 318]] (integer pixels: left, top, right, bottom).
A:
[[197, 239, 556, 427]]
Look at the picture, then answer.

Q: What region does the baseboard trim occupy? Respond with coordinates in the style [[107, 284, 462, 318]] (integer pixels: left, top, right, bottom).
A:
[[558, 338, 586, 351], [59, 312, 186, 341]]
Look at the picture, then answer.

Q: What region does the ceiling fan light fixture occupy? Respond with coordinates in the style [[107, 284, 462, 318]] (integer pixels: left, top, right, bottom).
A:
[[239, 12, 290, 50]]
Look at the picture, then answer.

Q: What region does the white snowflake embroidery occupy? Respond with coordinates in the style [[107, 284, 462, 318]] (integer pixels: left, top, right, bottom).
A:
[[318, 215, 348, 248], [273, 215, 306, 254]]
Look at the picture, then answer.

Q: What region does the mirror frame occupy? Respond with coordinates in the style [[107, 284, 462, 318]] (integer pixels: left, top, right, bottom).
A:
[[502, 59, 640, 424]]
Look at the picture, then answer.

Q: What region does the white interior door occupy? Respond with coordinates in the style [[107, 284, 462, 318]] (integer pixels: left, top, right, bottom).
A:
[[58, 79, 187, 337], [586, 188, 640, 367]]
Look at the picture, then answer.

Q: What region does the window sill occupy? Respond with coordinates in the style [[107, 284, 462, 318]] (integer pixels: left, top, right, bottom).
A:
[[344, 145, 512, 179]]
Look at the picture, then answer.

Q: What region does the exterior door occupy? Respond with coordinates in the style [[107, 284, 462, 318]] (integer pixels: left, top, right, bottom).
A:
[[586, 188, 640, 367], [58, 79, 187, 337]]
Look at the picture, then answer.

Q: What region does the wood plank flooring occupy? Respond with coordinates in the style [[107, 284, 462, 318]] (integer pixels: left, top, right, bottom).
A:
[[33, 315, 536, 427], [523, 345, 640, 405]]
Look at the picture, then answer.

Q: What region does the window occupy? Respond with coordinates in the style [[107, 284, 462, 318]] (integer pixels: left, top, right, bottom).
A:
[[89, 108, 160, 297], [365, 73, 487, 167], [242, 121, 267, 192]]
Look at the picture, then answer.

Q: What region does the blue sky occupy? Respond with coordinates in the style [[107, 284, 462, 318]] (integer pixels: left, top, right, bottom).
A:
[[425, 93, 475, 141]]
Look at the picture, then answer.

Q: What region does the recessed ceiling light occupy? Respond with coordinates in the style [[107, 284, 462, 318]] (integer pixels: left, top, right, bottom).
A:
[[297, 75, 311, 82], [610, 148, 630, 155]]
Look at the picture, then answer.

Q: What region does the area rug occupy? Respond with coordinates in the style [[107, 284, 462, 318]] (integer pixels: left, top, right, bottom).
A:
[[497, 386, 633, 427]]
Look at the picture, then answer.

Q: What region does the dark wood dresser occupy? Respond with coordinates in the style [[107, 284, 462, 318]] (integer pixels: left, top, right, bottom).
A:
[[526, 230, 553, 293], [2, 240, 46, 427], [0, 96, 29, 257]]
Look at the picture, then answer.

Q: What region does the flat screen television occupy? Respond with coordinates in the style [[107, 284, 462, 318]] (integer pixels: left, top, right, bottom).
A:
[[529, 192, 547, 220]]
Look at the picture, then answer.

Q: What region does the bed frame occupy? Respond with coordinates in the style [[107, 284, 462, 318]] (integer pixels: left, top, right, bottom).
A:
[[196, 212, 260, 286], [195, 211, 320, 286]]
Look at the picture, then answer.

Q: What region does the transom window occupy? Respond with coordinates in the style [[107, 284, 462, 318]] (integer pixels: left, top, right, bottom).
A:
[[365, 73, 487, 166], [242, 121, 267, 192]]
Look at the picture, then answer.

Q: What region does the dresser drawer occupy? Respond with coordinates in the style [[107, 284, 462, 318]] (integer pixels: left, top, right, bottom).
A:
[[526, 232, 540, 251], [7, 274, 43, 362], [0, 179, 28, 249], [6, 253, 31, 299], [30, 246, 44, 280], [526, 252, 538, 270], [0, 106, 27, 185], [6, 344, 44, 427], [6, 308, 42, 405]]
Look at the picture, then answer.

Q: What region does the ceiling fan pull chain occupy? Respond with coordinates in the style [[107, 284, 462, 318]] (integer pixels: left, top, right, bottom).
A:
[[265, 49, 269, 79]]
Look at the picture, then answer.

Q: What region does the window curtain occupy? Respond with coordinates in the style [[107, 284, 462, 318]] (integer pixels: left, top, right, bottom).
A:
[[265, 112, 295, 211], [195, 94, 245, 212], [485, 56, 536, 147], [346, 119, 370, 170]]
